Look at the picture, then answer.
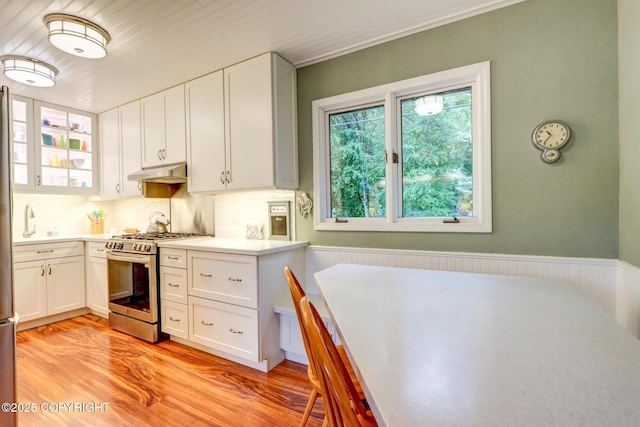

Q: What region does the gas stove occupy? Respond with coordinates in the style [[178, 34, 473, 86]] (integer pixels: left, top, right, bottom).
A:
[[105, 232, 206, 254]]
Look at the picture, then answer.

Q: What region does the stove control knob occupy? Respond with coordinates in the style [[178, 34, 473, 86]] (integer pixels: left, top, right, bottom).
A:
[[118, 243, 124, 250], [132, 243, 138, 251], [145, 245, 151, 252]]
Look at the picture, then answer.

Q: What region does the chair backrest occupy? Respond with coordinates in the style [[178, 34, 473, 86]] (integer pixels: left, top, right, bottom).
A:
[[299, 295, 374, 426], [284, 267, 317, 375]]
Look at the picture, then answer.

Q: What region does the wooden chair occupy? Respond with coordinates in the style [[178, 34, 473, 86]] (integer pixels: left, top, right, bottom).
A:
[[284, 267, 364, 426], [299, 295, 377, 427]]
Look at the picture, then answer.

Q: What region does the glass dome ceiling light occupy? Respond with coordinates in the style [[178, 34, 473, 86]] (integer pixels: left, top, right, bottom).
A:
[[0, 55, 58, 87], [414, 95, 444, 116], [44, 13, 111, 59]]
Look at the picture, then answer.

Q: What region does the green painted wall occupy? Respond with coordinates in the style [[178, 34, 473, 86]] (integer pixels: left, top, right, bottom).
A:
[[618, 0, 640, 266], [295, 0, 619, 259]]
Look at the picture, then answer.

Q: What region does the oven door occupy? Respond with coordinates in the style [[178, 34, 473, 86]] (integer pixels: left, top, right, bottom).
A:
[[107, 251, 158, 324]]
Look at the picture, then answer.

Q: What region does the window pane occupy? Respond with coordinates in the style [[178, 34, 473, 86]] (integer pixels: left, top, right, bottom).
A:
[[329, 106, 386, 218], [400, 88, 473, 217]]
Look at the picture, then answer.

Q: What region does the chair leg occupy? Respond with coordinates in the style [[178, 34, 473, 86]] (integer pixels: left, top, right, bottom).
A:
[[299, 389, 319, 427]]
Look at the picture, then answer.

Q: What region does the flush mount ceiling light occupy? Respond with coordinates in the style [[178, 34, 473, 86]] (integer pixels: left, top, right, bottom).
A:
[[44, 13, 111, 59], [414, 95, 444, 116], [0, 55, 58, 87]]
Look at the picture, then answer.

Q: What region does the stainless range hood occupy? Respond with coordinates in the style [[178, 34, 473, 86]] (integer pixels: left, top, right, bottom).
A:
[[128, 163, 187, 198], [128, 162, 187, 184]]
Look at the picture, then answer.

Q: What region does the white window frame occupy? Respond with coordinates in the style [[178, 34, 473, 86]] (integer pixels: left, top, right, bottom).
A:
[[312, 61, 491, 233]]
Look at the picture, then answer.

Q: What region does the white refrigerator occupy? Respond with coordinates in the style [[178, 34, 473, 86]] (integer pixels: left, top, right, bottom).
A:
[[0, 85, 17, 427]]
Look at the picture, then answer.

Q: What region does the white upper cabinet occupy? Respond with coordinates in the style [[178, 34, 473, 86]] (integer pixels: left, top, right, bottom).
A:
[[10, 95, 35, 190], [35, 101, 97, 193], [186, 52, 298, 193], [141, 84, 186, 168], [185, 71, 226, 193], [100, 100, 142, 199]]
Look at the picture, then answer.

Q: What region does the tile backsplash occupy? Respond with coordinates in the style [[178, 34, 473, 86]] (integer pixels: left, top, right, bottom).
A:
[[11, 188, 295, 240]]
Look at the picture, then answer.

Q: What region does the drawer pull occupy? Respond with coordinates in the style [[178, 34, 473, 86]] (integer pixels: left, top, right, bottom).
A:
[[201, 320, 214, 326], [200, 273, 212, 278], [96, 248, 105, 252], [36, 249, 54, 254], [41, 266, 45, 277], [169, 317, 180, 322], [168, 283, 179, 287], [229, 328, 244, 335], [167, 256, 180, 260], [228, 277, 242, 282]]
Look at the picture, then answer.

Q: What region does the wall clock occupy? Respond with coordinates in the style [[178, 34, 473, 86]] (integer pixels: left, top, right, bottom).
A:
[[531, 120, 571, 164]]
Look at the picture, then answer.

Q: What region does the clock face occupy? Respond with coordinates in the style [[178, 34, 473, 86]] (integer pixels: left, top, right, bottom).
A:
[[532, 121, 571, 150], [541, 149, 560, 163]]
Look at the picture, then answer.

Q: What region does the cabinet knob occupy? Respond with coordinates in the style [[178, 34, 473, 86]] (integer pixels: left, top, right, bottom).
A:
[[157, 150, 162, 160], [220, 172, 225, 185], [116, 183, 120, 193], [40, 266, 45, 277]]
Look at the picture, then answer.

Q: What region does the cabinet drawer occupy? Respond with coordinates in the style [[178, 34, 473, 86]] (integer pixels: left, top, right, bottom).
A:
[[13, 241, 84, 262], [160, 266, 188, 303], [86, 241, 108, 258], [188, 251, 257, 308], [189, 296, 259, 362], [159, 248, 187, 268], [161, 300, 189, 339]]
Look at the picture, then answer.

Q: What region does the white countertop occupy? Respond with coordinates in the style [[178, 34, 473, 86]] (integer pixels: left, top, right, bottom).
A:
[[13, 234, 308, 256], [12, 233, 112, 245], [315, 263, 640, 427], [157, 237, 308, 256]]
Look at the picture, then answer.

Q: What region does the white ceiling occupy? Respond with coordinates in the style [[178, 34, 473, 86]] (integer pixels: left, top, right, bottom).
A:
[[0, 0, 523, 113]]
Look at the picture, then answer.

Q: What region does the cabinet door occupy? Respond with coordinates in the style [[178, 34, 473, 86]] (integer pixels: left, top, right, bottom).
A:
[[87, 256, 108, 316], [10, 95, 35, 190], [186, 72, 226, 193], [141, 92, 165, 168], [161, 300, 188, 339], [14, 260, 47, 322], [100, 108, 121, 198], [119, 100, 142, 197], [160, 266, 188, 304], [47, 256, 86, 315], [163, 85, 186, 165], [36, 101, 96, 193], [224, 53, 274, 190], [189, 296, 259, 362], [188, 252, 258, 308]]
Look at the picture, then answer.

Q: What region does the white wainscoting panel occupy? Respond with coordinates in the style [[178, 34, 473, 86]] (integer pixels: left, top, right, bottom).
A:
[[617, 261, 640, 337], [305, 246, 619, 318]]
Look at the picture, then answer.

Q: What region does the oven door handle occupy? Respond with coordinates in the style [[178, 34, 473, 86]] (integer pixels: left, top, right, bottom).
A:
[[106, 252, 152, 265]]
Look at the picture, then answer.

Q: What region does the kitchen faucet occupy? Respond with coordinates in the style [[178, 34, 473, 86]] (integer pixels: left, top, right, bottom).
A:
[[23, 204, 35, 238]]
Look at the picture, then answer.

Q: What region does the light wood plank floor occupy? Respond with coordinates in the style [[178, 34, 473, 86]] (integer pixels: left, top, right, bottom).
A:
[[15, 314, 324, 426]]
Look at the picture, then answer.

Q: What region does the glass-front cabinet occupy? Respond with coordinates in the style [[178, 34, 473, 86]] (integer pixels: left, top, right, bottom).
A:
[[10, 97, 97, 193], [37, 102, 95, 190], [10, 95, 34, 189]]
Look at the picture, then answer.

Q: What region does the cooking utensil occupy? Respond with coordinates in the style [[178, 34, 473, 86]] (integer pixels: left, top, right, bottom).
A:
[[146, 211, 171, 233]]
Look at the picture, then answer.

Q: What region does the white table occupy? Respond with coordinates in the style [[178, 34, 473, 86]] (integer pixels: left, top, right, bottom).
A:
[[314, 264, 640, 427]]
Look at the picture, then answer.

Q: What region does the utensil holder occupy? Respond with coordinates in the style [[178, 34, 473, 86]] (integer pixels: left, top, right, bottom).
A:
[[91, 220, 104, 234]]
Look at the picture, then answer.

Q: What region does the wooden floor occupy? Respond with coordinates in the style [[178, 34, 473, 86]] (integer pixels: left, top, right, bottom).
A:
[[15, 314, 324, 427]]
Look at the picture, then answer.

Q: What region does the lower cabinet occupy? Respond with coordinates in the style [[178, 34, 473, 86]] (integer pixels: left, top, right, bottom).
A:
[[160, 248, 189, 339], [13, 241, 85, 322], [159, 244, 305, 372], [85, 241, 109, 317]]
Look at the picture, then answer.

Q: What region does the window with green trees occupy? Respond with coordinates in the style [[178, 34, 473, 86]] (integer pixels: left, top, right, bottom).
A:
[[313, 62, 491, 233]]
